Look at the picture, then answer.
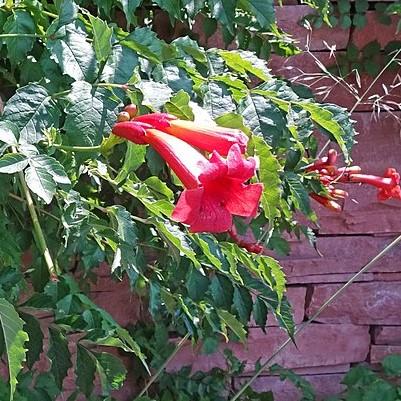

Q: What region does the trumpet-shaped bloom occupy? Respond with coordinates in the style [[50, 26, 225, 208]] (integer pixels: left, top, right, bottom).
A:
[[347, 168, 401, 201], [112, 120, 263, 233], [134, 113, 249, 155], [172, 144, 263, 233]]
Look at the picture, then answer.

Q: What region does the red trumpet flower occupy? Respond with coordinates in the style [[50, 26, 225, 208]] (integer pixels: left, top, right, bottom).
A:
[[133, 113, 249, 155], [346, 168, 401, 201], [172, 143, 263, 233], [112, 120, 263, 233]]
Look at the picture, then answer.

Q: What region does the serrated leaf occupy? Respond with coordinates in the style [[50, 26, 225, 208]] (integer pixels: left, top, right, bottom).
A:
[[25, 165, 57, 204], [2, 11, 36, 65], [137, 81, 173, 110], [115, 142, 146, 183], [0, 299, 29, 401], [154, 0, 182, 18], [233, 286, 253, 325], [101, 45, 139, 84], [0, 121, 19, 146], [285, 172, 315, 220], [253, 136, 282, 223], [2, 84, 60, 144], [217, 309, 247, 342], [253, 297, 268, 327], [201, 81, 236, 119], [208, 0, 236, 34], [88, 15, 113, 63], [210, 274, 233, 309], [30, 155, 71, 185], [164, 90, 194, 120], [48, 327, 72, 390], [186, 267, 210, 302], [237, 0, 275, 28], [95, 352, 127, 393], [76, 344, 96, 397], [64, 81, 121, 146], [382, 354, 401, 376], [118, 0, 142, 26], [56, 0, 78, 28], [300, 102, 356, 161], [239, 94, 287, 146], [0, 154, 29, 174], [219, 50, 270, 81], [20, 313, 43, 370], [47, 23, 98, 82]]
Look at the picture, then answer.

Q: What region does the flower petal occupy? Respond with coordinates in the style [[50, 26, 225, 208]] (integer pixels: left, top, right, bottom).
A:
[[112, 121, 149, 144], [198, 151, 228, 184], [172, 188, 232, 233], [226, 144, 257, 181], [224, 182, 263, 217], [134, 113, 176, 130]]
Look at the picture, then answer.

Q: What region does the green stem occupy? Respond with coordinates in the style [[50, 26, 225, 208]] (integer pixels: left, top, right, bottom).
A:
[[135, 333, 190, 400], [0, 33, 41, 38], [17, 170, 59, 281], [52, 143, 102, 152], [229, 233, 401, 401], [8, 192, 60, 221]]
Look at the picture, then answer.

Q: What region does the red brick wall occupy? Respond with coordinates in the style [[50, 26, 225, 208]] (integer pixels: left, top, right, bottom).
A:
[[89, 6, 401, 400]]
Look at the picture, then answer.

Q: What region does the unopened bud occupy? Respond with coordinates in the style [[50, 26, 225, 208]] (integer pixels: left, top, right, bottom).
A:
[[124, 104, 138, 119], [117, 111, 131, 122]]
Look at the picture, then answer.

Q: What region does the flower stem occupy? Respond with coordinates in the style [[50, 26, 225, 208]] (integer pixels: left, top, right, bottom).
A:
[[229, 233, 401, 401], [135, 333, 190, 400], [52, 143, 102, 152], [17, 170, 58, 281]]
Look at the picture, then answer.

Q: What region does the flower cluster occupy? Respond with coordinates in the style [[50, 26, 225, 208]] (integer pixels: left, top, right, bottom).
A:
[[308, 149, 401, 211], [113, 105, 263, 236]]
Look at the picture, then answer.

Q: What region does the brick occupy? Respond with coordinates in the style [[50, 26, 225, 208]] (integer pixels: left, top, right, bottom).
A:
[[236, 373, 345, 401], [167, 324, 369, 373], [374, 273, 401, 281], [275, 6, 350, 51], [292, 364, 350, 375], [370, 345, 401, 364], [374, 326, 401, 345], [279, 235, 401, 280], [307, 282, 401, 324], [352, 11, 401, 49]]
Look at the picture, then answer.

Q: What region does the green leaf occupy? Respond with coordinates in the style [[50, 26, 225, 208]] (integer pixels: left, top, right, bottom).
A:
[[233, 286, 253, 325], [64, 81, 121, 146], [154, 0, 182, 19], [118, 0, 142, 26], [101, 45, 139, 84], [30, 155, 71, 185], [217, 309, 247, 342], [285, 172, 315, 220], [239, 94, 287, 146], [219, 50, 270, 81], [20, 313, 43, 370], [0, 121, 19, 146], [2, 10, 36, 65], [210, 274, 234, 310], [115, 142, 147, 183], [382, 354, 401, 376], [208, 0, 236, 34], [48, 327, 72, 390], [88, 15, 113, 63], [137, 81, 173, 110], [186, 267, 210, 302], [95, 352, 127, 392], [164, 90, 194, 120], [253, 297, 268, 327], [201, 81, 236, 119], [76, 344, 96, 397], [299, 102, 356, 161], [25, 165, 57, 204], [0, 154, 29, 174], [56, 0, 78, 27], [252, 136, 282, 223], [47, 23, 98, 82], [237, 0, 275, 28], [122, 27, 176, 63], [0, 298, 29, 401], [2, 84, 60, 144]]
